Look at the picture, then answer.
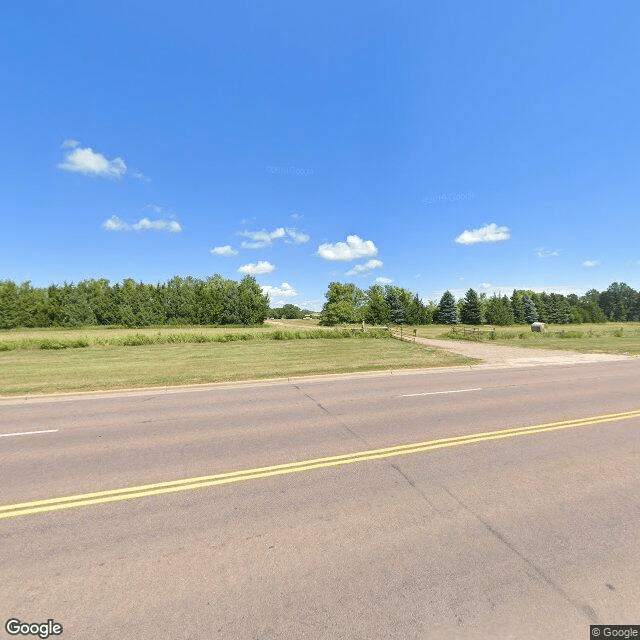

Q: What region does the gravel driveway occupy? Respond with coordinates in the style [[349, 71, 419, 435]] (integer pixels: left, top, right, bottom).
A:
[[403, 335, 631, 367]]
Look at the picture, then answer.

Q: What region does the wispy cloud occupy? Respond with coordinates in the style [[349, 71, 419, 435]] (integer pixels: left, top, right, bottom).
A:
[[102, 215, 182, 233], [59, 143, 127, 179], [285, 228, 310, 244], [317, 235, 378, 261], [133, 170, 151, 183], [61, 139, 80, 149], [239, 227, 310, 248], [536, 248, 560, 258], [102, 216, 129, 232], [374, 277, 393, 284], [261, 282, 297, 301], [239, 228, 286, 249], [146, 204, 169, 214], [134, 218, 181, 232], [582, 260, 600, 268], [238, 261, 275, 275], [455, 223, 510, 245], [346, 259, 383, 276], [210, 245, 238, 257]]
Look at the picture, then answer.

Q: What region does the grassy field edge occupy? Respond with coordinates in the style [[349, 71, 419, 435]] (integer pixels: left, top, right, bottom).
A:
[[0, 337, 477, 397]]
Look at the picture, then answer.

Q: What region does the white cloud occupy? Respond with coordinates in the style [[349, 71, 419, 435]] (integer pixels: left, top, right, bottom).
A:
[[375, 277, 394, 284], [455, 223, 510, 245], [285, 228, 311, 244], [102, 215, 181, 233], [536, 248, 560, 258], [133, 217, 181, 232], [58, 145, 127, 179], [317, 235, 378, 261], [299, 299, 323, 312], [346, 259, 384, 275], [134, 170, 151, 182], [240, 227, 286, 249], [210, 245, 238, 257], [61, 139, 80, 149], [239, 226, 309, 248], [582, 260, 600, 268], [480, 282, 492, 289], [238, 260, 275, 275], [261, 282, 297, 301], [102, 216, 129, 231]]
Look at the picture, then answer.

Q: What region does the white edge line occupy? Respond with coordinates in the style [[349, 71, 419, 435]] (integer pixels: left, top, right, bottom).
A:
[[0, 429, 59, 438], [401, 388, 483, 397]]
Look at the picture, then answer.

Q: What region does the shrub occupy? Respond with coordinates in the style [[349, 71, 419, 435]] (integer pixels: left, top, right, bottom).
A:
[[556, 330, 583, 339], [39, 339, 69, 350]]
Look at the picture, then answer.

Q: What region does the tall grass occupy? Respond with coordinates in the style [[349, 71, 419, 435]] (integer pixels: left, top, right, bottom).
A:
[[0, 327, 390, 352]]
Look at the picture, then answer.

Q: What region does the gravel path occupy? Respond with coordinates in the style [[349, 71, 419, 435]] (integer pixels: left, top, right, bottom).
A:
[[401, 335, 631, 367], [267, 320, 631, 367]]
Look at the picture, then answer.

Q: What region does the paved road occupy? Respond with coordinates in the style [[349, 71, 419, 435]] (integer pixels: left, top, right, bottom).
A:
[[1, 360, 639, 639]]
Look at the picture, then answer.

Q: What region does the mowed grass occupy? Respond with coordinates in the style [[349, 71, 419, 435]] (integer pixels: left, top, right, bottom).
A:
[[414, 322, 640, 355], [0, 337, 475, 396]]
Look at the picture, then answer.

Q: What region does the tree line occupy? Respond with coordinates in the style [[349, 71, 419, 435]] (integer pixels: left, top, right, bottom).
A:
[[319, 282, 640, 326], [1, 277, 638, 330], [0, 275, 270, 329]]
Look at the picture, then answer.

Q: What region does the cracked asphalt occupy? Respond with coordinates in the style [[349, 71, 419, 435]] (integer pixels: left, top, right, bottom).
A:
[[2, 359, 639, 639]]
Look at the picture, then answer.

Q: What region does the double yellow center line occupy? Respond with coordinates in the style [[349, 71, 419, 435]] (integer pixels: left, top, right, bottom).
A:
[[2, 408, 639, 520]]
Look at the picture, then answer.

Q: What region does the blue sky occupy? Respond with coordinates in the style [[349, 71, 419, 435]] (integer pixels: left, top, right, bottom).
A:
[[2, 1, 639, 310]]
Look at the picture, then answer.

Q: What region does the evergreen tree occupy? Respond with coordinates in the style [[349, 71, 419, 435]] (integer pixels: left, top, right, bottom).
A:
[[522, 294, 538, 324], [384, 286, 413, 325], [460, 288, 482, 325], [510, 290, 526, 324], [484, 295, 514, 325], [407, 292, 426, 325], [435, 291, 458, 324], [548, 293, 571, 324], [536, 293, 550, 323]]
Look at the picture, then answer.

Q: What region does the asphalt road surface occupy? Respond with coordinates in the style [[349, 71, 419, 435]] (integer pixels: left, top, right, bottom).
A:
[[1, 360, 639, 639]]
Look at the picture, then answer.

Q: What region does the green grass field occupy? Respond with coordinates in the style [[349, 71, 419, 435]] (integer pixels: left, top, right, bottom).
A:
[[0, 328, 475, 396], [413, 322, 640, 355], [4, 319, 637, 396]]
